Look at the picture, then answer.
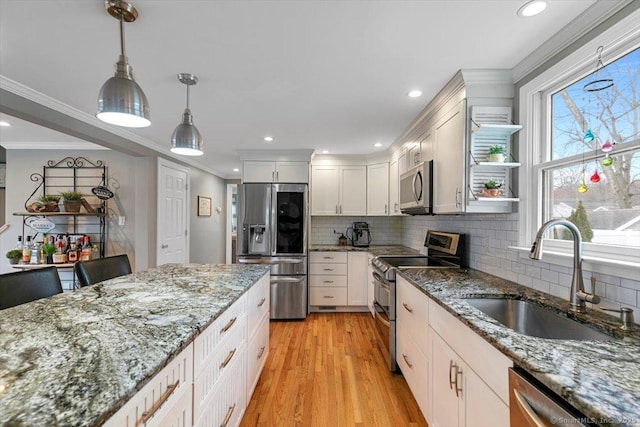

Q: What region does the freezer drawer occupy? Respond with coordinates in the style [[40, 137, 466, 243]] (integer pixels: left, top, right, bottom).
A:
[[270, 275, 308, 320]]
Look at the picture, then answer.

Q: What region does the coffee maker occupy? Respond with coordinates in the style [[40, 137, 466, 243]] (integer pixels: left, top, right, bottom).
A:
[[346, 222, 371, 247]]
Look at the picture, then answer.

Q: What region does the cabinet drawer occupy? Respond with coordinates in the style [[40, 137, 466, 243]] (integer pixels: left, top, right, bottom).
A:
[[309, 275, 348, 288], [247, 274, 269, 338], [147, 385, 192, 427], [103, 344, 193, 427], [309, 263, 348, 276], [309, 287, 348, 306], [194, 293, 247, 378], [396, 277, 429, 356], [247, 314, 269, 400], [310, 252, 347, 264], [193, 342, 247, 427], [396, 327, 429, 419], [193, 315, 247, 421]]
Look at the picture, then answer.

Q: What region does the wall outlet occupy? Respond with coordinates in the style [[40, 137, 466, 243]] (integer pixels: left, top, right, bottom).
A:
[[118, 216, 126, 226]]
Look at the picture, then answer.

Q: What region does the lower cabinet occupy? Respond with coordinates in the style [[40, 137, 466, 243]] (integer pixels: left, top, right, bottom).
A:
[[395, 276, 511, 427], [309, 251, 368, 310], [367, 253, 375, 317], [104, 274, 270, 427]]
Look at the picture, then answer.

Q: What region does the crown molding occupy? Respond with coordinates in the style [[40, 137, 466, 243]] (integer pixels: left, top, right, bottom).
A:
[[1, 141, 107, 150]]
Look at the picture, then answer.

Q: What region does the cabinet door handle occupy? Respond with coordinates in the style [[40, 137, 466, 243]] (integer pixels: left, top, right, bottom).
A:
[[276, 171, 279, 181], [323, 295, 334, 299], [455, 188, 462, 208], [402, 302, 413, 313], [323, 268, 334, 271], [449, 360, 456, 390], [161, 244, 168, 249], [257, 297, 266, 307], [257, 346, 266, 360], [221, 317, 237, 333], [402, 353, 413, 369], [385, 204, 388, 214], [323, 256, 334, 259], [139, 380, 180, 424], [220, 348, 237, 369], [449, 361, 463, 397], [221, 403, 237, 427], [272, 171, 275, 181], [335, 205, 339, 214], [323, 280, 334, 284]]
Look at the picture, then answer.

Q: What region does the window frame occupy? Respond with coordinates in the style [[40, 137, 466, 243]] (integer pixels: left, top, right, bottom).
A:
[[517, 9, 640, 280]]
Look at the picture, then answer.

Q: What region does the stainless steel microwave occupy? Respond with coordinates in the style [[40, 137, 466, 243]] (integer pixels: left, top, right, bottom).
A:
[[399, 160, 433, 215]]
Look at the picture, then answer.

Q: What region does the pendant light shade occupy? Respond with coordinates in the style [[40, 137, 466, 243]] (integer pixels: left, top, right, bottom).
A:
[[171, 73, 203, 156], [96, 0, 150, 128]]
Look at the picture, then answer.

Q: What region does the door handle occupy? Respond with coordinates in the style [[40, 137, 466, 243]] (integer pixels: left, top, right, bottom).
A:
[[276, 171, 279, 181], [402, 302, 413, 313], [340, 205, 343, 214], [272, 171, 275, 181], [161, 244, 168, 249], [513, 389, 546, 427], [402, 353, 413, 369], [335, 205, 338, 214], [385, 204, 388, 214]]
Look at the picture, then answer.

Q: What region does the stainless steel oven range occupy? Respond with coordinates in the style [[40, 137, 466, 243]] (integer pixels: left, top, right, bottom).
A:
[[371, 230, 466, 371]]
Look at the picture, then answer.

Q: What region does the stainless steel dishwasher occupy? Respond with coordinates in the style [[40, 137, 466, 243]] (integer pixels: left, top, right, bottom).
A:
[[509, 368, 589, 427]]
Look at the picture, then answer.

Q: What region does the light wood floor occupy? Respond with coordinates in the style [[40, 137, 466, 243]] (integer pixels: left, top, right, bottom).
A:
[[241, 313, 428, 427]]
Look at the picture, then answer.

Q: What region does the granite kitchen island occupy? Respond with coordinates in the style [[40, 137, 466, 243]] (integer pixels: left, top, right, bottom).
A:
[[0, 263, 269, 426]]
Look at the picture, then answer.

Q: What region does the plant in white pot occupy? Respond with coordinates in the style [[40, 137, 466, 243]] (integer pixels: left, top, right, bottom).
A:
[[486, 145, 506, 163]]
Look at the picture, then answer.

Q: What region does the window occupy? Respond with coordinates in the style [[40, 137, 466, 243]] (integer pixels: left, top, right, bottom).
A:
[[518, 10, 640, 276], [542, 48, 640, 249]]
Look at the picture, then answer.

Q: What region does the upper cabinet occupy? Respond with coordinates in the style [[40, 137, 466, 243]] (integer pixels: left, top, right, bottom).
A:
[[433, 100, 466, 214], [311, 165, 366, 215], [389, 158, 400, 215], [243, 161, 309, 183], [367, 162, 389, 216]]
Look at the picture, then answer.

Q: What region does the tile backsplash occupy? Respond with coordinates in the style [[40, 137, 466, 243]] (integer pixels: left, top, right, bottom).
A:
[[310, 216, 403, 245]]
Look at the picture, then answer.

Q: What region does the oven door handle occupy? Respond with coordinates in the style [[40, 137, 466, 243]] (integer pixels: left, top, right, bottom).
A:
[[513, 389, 545, 427], [373, 301, 391, 327], [373, 273, 391, 291]]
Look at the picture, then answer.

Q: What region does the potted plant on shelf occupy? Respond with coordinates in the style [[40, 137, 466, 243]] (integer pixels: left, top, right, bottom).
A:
[[38, 195, 61, 212], [481, 180, 503, 197], [42, 242, 57, 264], [486, 145, 506, 163], [59, 191, 84, 213], [6, 249, 22, 265]]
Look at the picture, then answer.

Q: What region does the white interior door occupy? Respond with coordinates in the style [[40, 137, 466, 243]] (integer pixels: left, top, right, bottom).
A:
[[157, 159, 189, 266]]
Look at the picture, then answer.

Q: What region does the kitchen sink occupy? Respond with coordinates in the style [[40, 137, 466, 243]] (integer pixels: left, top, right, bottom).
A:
[[464, 298, 612, 341]]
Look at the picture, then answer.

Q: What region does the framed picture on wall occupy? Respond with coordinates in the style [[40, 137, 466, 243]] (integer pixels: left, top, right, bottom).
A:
[[198, 196, 212, 217], [0, 162, 5, 189]]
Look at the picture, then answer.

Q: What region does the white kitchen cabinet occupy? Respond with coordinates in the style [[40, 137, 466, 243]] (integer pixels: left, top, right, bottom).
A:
[[246, 274, 270, 400], [243, 161, 309, 183], [367, 162, 390, 215], [103, 344, 194, 427], [433, 99, 466, 214], [347, 251, 368, 306], [428, 297, 511, 427], [396, 276, 430, 418], [389, 158, 400, 215], [311, 165, 366, 215], [309, 251, 348, 306], [398, 152, 408, 176]]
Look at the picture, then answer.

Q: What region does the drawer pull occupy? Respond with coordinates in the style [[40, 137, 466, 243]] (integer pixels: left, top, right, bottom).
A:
[[402, 302, 413, 313], [257, 297, 266, 307], [323, 295, 334, 299], [323, 256, 334, 259], [402, 353, 413, 369], [323, 268, 334, 271], [220, 348, 237, 369], [220, 403, 236, 427], [221, 317, 237, 333], [257, 346, 266, 359], [323, 280, 334, 284], [139, 380, 180, 425]]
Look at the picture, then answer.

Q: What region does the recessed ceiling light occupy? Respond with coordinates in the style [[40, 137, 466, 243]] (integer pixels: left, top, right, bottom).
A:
[[321, 150, 329, 154], [374, 142, 383, 148], [233, 168, 239, 172], [0, 121, 11, 127], [408, 90, 422, 98], [264, 136, 274, 142], [517, 0, 547, 17]]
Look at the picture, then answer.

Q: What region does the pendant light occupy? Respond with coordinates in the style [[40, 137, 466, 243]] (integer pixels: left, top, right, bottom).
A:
[[96, 0, 150, 128], [171, 73, 204, 156]]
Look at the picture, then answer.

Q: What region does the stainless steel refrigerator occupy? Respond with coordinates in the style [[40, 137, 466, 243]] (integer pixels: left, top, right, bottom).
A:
[[237, 183, 308, 319]]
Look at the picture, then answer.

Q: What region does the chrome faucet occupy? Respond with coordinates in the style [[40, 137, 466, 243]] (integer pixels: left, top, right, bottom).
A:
[[529, 219, 600, 313]]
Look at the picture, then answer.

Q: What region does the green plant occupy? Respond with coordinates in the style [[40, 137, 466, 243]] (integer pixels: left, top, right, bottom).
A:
[[39, 194, 60, 203], [42, 243, 57, 256], [488, 145, 505, 155], [6, 249, 22, 260], [60, 190, 83, 201], [483, 180, 502, 189]]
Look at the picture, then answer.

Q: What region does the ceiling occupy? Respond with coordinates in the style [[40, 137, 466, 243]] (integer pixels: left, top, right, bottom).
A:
[[0, 0, 614, 177]]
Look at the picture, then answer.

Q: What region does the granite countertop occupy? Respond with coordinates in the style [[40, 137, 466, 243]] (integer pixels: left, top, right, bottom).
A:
[[398, 268, 640, 427], [310, 244, 422, 256], [0, 263, 269, 427]]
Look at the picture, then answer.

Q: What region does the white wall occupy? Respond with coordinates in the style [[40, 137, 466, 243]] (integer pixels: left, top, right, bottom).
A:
[[189, 167, 227, 264], [1, 149, 137, 274]]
